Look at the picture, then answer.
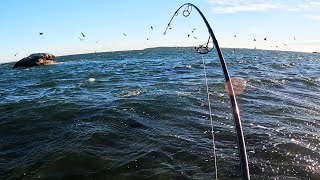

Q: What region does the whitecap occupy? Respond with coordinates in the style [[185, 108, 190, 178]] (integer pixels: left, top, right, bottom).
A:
[[116, 88, 143, 98], [87, 78, 96, 82]]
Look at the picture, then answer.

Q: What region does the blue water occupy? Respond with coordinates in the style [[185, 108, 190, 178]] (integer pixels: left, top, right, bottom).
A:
[[0, 48, 319, 179]]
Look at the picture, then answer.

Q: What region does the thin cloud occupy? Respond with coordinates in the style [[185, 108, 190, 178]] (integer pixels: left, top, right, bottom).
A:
[[212, 3, 279, 13], [208, 0, 320, 14], [308, 1, 320, 6]]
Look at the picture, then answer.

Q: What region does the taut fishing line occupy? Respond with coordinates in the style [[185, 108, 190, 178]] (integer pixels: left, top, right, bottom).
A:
[[164, 3, 250, 180], [201, 55, 218, 180]]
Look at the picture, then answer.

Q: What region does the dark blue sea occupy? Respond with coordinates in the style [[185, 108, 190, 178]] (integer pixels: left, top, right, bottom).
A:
[[0, 47, 319, 179]]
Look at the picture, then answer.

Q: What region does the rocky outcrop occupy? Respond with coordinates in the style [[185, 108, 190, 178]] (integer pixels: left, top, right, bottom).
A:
[[13, 53, 57, 69]]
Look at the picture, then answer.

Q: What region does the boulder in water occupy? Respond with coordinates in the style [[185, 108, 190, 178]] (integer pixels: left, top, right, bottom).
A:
[[13, 53, 57, 69]]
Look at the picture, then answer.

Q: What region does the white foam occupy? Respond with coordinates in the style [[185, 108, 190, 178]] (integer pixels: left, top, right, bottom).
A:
[[88, 78, 96, 82]]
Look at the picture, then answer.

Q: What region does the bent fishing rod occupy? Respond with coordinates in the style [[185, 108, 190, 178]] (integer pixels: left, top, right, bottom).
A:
[[164, 3, 250, 180]]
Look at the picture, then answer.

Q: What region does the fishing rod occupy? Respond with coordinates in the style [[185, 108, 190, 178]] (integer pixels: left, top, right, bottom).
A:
[[164, 3, 250, 180]]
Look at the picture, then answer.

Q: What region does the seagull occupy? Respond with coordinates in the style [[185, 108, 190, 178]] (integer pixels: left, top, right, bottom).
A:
[[14, 53, 18, 56], [151, 26, 153, 30], [194, 36, 197, 39], [39, 32, 43, 36], [81, 32, 86, 38], [264, 37, 267, 41], [283, 43, 288, 46], [123, 33, 126, 36], [234, 35, 237, 37], [253, 39, 256, 41], [78, 37, 84, 41], [294, 37, 296, 40], [188, 34, 190, 38], [147, 38, 149, 40]]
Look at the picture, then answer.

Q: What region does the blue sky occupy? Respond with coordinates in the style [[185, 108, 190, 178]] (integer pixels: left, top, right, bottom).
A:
[[1, 0, 320, 63]]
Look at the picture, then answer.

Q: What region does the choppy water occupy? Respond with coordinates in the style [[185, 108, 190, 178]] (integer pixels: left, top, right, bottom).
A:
[[0, 48, 319, 179]]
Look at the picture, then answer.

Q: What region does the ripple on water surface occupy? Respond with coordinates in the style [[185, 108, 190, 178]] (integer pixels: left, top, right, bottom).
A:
[[0, 48, 319, 179]]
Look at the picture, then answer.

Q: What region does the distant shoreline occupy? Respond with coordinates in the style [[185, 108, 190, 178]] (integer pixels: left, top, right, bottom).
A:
[[1, 47, 318, 65]]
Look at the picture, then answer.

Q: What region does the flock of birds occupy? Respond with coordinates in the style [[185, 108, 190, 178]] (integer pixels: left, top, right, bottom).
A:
[[36, 25, 184, 42], [13, 26, 311, 57], [244, 35, 295, 48], [187, 28, 198, 39]]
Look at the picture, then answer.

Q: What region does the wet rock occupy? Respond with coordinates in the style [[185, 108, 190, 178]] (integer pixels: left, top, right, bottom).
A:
[[13, 53, 57, 69]]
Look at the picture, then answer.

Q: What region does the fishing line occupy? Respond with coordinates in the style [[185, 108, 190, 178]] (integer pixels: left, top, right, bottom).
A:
[[164, 3, 250, 180], [201, 54, 218, 180]]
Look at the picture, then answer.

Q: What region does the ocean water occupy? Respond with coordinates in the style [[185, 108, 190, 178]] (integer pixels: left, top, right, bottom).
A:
[[0, 47, 319, 179]]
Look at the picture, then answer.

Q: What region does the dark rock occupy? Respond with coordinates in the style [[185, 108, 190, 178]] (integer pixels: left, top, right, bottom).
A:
[[13, 53, 57, 69]]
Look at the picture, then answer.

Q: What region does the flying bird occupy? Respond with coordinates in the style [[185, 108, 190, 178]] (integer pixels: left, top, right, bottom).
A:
[[188, 34, 190, 38], [264, 37, 267, 41], [39, 32, 43, 35], [123, 33, 126, 36], [253, 39, 256, 41], [14, 53, 18, 56], [78, 37, 84, 41], [234, 35, 237, 37], [294, 37, 296, 40], [283, 43, 288, 46], [151, 26, 153, 30], [194, 36, 197, 39], [81, 32, 86, 38]]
